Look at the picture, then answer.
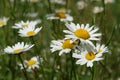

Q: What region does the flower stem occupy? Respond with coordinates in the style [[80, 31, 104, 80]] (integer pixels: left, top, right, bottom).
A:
[[18, 54, 28, 80], [47, 0, 52, 13], [89, 67, 94, 80]]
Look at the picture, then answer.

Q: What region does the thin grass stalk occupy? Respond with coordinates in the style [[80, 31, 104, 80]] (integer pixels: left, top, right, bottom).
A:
[[47, 0, 52, 13], [18, 54, 28, 80]]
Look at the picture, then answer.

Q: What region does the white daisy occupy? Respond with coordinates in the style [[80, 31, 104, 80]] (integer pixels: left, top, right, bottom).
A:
[[104, 0, 114, 4], [77, 1, 87, 10], [0, 17, 9, 27], [93, 6, 104, 14], [4, 42, 34, 54], [73, 49, 103, 67], [46, 12, 73, 22], [25, 56, 41, 70], [95, 43, 108, 54], [18, 25, 42, 37], [50, 0, 66, 5], [50, 39, 77, 56], [12, 20, 38, 29], [63, 22, 101, 46]]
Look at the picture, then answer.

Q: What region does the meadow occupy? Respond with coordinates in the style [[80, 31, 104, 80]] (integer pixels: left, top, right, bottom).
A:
[[0, 0, 120, 80]]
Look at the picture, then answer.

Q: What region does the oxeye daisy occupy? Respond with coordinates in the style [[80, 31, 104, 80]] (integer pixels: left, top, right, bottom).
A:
[[96, 43, 108, 54], [12, 20, 38, 29], [73, 50, 103, 67], [18, 25, 42, 37], [63, 23, 101, 45], [4, 42, 34, 54], [46, 12, 73, 22], [0, 17, 9, 27], [93, 6, 104, 14], [104, 0, 114, 4], [50, 0, 66, 5], [77, 1, 87, 10], [25, 56, 42, 70], [50, 39, 77, 56]]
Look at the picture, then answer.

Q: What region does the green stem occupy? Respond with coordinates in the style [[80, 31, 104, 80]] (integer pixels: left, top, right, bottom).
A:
[[89, 67, 94, 80], [29, 36, 40, 56], [18, 54, 28, 80], [70, 51, 73, 80], [105, 25, 116, 46], [47, 0, 52, 13]]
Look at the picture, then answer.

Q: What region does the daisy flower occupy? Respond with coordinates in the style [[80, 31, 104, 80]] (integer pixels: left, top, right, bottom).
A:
[[4, 42, 34, 54], [63, 23, 101, 46], [18, 25, 42, 37], [12, 20, 38, 29], [46, 12, 73, 22], [25, 56, 42, 70], [0, 17, 9, 27], [93, 6, 104, 14], [95, 43, 108, 54], [50, 39, 77, 56], [77, 1, 87, 10], [73, 49, 103, 67], [50, 0, 66, 5], [104, 0, 114, 4]]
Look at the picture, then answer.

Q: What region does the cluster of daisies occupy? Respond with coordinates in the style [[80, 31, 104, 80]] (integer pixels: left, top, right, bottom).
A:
[[50, 22, 108, 67], [77, 0, 114, 14], [0, 17, 43, 71]]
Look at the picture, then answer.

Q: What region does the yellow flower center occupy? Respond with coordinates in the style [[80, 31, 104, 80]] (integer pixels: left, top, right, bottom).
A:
[[62, 39, 77, 49], [0, 21, 5, 26], [74, 29, 90, 40], [54, 13, 66, 18], [27, 60, 36, 66], [27, 31, 35, 36], [85, 52, 95, 60], [98, 49, 102, 53], [58, 8, 66, 13], [22, 23, 28, 28], [13, 48, 23, 53]]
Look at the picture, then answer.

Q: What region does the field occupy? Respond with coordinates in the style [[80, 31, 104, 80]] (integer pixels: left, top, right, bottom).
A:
[[0, 0, 120, 80]]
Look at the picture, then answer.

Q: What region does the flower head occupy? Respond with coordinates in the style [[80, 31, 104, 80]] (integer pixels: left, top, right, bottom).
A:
[[12, 20, 38, 29], [96, 43, 108, 54], [63, 23, 101, 45], [104, 0, 114, 4], [50, 39, 77, 56], [77, 1, 87, 10], [73, 49, 103, 67], [50, 0, 66, 5], [25, 56, 42, 70], [47, 12, 73, 22], [0, 17, 9, 27], [4, 42, 34, 54], [93, 6, 104, 14], [18, 25, 42, 37], [18, 56, 43, 71]]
